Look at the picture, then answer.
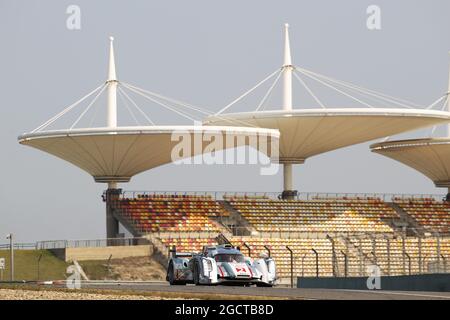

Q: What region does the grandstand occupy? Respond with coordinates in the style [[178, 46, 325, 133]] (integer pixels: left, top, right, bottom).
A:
[[107, 192, 450, 281], [16, 25, 450, 285]]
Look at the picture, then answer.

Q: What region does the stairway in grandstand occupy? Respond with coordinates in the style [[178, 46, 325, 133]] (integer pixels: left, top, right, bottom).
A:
[[388, 202, 425, 236], [393, 198, 450, 234], [218, 200, 256, 236]]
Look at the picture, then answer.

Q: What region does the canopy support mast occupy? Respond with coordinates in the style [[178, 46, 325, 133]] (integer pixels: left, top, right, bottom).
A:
[[281, 24, 297, 199], [106, 36, 119, 191], [447, 52, 450, 137], [106, 36, 120, 238], [107, 36, 118, 129], [283, 23, 293, 111], [446, 52, 450, 200]]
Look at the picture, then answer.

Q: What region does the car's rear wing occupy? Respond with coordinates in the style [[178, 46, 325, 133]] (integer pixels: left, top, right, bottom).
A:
[[168, 245, 195, 258], [175, 252, 195, 258]]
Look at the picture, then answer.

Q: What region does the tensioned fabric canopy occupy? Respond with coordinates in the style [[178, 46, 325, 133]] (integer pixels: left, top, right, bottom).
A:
[[18, 37, 280, 185], [204, 108, 450, 164], [18, 126, 279, 183], [371, 137, 450, 187]]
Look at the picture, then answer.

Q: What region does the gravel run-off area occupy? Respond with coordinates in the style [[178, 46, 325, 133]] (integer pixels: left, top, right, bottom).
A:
[[0, 288, 172, 300]]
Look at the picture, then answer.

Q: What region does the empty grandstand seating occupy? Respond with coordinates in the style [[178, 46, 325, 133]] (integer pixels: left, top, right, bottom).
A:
[[113, 194, 226, 233], [226, 197, 398, 233], [393, 198, 450, 234]]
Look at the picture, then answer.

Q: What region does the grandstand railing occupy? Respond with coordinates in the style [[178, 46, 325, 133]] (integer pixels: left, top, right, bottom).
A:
[[0, 238, 150, 250], [150, 231, 221, 240], [0, 243, 37, 250], [228, 227, 411, 238], [36, 237, 149, 250], [117, 190, 447, 202]]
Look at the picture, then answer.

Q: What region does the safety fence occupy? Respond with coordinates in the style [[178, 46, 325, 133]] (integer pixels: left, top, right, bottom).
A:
[[0, 234, 448, 284], [0, 237, 149, 251], [140, 230, 450, 284], [0, 243, 37, 250], [36, 237, 149, 249], [230, 233, 450, 286]]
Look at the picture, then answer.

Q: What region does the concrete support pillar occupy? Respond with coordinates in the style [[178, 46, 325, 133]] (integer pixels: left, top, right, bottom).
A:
[[283, 163, 293, 191], [108, 181, 118, 190], [105, 188, 121, 239], [281, 163, 298, 200], [106, 209, 119, 239]]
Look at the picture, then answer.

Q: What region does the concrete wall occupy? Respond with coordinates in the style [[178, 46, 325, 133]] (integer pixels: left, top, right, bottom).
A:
[[63, 245, 153, 262], [297, 274, 450, 292]]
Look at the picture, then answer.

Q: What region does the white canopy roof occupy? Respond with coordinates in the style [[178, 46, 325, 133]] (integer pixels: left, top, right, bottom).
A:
[[19, 126, 279, 183], [371, 137, 450, 187], [18, 37, 281, 185], [204, 108, 450, 163]]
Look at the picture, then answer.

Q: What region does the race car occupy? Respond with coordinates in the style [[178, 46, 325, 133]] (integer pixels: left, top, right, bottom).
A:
[[166, 244, 277, 286]]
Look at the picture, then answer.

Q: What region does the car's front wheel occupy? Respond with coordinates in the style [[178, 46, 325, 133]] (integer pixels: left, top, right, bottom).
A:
[[193, 261, 200, 285], [256, 283, 273, 287]]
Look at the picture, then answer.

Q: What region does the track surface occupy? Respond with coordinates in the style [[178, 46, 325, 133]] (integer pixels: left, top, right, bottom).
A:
[[78, 282, 450, 300]]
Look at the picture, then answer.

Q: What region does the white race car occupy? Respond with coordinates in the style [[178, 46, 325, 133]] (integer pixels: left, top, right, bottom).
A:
[[166, 244, 276, 286]]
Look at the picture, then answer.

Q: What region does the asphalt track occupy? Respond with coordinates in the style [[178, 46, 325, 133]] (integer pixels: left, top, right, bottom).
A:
[[77, 281, 450, 300]]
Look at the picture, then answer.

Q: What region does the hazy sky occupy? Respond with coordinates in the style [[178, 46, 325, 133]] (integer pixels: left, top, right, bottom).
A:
[[1, 0, 450, 243]]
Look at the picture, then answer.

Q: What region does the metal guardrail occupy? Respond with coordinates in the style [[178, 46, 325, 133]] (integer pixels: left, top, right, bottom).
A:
[[36, 237, 149, 249], [0, 243, 36, 250], [0, 237, 149, 250]]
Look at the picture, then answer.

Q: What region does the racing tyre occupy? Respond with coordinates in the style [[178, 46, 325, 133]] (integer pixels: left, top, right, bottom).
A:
[[168, 262, 186, 286], [193, 261, 200, 285]]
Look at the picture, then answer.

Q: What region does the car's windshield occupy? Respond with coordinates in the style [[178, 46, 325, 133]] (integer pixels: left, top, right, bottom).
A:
[[214, 254, 245, 263]]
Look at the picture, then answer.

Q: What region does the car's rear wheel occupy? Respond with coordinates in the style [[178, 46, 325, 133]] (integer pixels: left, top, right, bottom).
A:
[[167, 262, 176, 285], [168, 262, 186, 286]]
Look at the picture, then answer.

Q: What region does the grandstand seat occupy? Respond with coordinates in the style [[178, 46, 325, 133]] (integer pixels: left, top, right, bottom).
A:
[[112, 194, 227, 233], [393, 198, 450, 234]]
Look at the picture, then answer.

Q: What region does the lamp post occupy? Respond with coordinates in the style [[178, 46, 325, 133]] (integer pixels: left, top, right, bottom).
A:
[[6, 234, 14, 281]]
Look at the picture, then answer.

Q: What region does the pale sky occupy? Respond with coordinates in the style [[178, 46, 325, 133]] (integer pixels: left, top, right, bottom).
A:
[[1, 0, 450, 243]]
